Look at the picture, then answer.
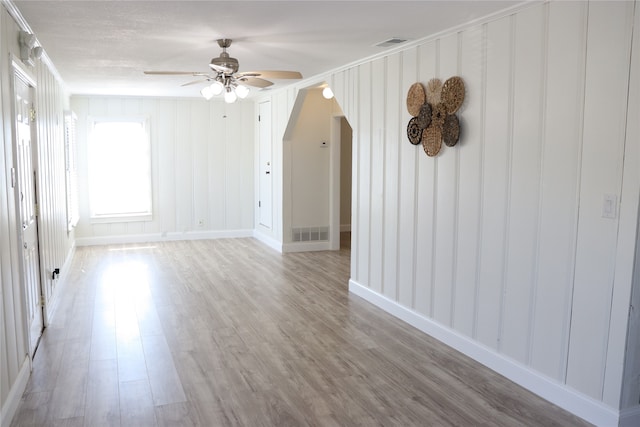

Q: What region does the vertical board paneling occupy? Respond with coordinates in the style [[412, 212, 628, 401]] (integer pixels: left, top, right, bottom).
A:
[[261, 0, 638, 417], [175, 100, 193, 231], [397, 47, 418, 308], [356, 64, 372, 287], [530, 1, 587, 381], [613, 0, 640, 409], [567, 1, 634, 400], [453, 24, 484, 337], [475, 17, 512, 349], [157, 99, 177, 233], [348, 68, 360, 280], [0, 9, 26, 411], [209, 102, 226, 229], [32, 57, 72, 317], [140, 98, 157, 234], [369, 58, 385, 294], [227, 103, 243, 228], [72, 97, 254, 241], [191, 102, 209, 229], [239, 103, 255, 228], [433, 33, 459, 327], [501, 4, 545, 363], [382, 53, 401, 300], [1, 4, 73, 417], [414, 41, 437, 316]]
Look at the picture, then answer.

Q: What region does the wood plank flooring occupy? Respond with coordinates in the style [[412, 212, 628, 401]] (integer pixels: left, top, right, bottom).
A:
[[10, 236, 591, 426]]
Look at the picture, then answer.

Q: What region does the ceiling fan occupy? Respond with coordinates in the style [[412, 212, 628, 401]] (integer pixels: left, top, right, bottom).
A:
[[144, 39, 303, 103]]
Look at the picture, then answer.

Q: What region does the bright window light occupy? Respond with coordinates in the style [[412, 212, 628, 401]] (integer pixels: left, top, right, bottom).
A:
[[88, 118, 152, 221]]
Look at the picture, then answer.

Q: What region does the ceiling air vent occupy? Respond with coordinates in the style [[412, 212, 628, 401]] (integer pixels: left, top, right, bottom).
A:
[[375, 38, 408, 48]]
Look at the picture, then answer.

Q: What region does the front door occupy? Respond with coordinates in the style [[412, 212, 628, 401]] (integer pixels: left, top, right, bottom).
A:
[[14, 68, 43, 357]]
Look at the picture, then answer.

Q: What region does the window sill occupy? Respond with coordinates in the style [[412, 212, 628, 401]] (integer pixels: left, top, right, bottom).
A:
[[89, 213, 152, 224]]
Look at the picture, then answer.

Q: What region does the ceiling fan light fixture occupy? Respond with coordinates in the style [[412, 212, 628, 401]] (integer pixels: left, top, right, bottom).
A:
[[235, 84, 250, 99], [210, 80, 224, 96], [224, 88, 238, 104], [201, 85, 214, 100]]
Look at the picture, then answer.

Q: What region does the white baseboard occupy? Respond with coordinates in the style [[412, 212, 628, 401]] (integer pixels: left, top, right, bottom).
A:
[[620, 406, 640, 427], [283, 241, 331, 253], [75, 229, 254, 247], [1, 356, 30, 427], [348, 279, 620, 427], [252, 230, 283, 253]]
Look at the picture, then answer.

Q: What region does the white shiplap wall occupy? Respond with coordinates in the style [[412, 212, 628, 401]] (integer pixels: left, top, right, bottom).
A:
[[72, 97, 254, 245], [259, 1, 639, 424], [34, 58, 73, 318], [1, 2, 73, 424]]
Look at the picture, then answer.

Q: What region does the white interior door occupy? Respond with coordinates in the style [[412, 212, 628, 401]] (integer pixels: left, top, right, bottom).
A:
[[259, 101, 272, 229], [14, 69, 43, 357]]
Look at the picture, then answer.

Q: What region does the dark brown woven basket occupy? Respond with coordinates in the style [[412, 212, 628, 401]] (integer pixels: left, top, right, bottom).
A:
[[443, 114, 460, 147], [431, 102, 447, 128], [407, 117, 422, 145], [416, 103, 432, 129]]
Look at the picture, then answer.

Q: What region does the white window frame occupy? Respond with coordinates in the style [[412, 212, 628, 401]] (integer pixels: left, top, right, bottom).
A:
[[87, 116, 153, 223]]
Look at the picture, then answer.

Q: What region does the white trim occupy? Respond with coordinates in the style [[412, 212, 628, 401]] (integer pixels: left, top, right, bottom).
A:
[[43, 242, 76, 326], [283, 241, 331, 253], [75, 229, 253, 247], [252, 229, 283, 253], [619, 406, 640, 427], [0, 356, 30, 427], [11, 55, 36, 88], [348, 279, 620, 427], [2, 0, 66, 86]]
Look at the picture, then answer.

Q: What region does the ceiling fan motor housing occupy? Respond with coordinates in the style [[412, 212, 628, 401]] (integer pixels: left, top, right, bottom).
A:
[[210, 52, 239, 74]]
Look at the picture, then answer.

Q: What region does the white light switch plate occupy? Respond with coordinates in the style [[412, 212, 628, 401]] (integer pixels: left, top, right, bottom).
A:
[[602, 194, 617, 219]]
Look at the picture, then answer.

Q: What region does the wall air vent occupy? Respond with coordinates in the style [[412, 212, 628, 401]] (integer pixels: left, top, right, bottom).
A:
[[375, 38, 408, 48], [292, 226, 329, 242]]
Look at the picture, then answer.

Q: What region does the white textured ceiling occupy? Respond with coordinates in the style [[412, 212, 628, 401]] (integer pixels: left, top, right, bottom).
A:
[[11, 0, 522, 98]]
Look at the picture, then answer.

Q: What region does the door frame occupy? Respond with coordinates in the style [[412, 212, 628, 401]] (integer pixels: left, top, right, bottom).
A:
[[11, 56, 45, 358]]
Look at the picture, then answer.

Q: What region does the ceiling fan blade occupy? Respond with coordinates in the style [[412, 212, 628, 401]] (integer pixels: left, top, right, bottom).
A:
[[239, 77, 274, 88], [144, 71, 209, 76], [181, 79, 210, 87], [237, 70, 302, 80], [209, 63, 234, 74]]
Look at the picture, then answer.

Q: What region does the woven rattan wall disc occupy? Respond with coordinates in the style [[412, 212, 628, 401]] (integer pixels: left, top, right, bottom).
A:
[[416, 103, 432, 129], [407, 117, 422, 145], [431, 102, 447, 128], [426, 78, 442, 105], [441, 76, 465, 114], [422, 125, 442, 157], [443, 114, 460, 147], [406, 83, 426, 116]]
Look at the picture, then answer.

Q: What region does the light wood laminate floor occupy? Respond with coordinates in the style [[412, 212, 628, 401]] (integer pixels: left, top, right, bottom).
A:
[[11, 237, 591, 426]]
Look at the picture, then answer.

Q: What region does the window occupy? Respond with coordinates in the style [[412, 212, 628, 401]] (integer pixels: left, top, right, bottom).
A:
[[88, 117, 152, 221], [64, 111, 79, 231]]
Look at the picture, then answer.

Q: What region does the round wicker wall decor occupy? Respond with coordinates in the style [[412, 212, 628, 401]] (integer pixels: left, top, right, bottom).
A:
[[406, 83, 426, 117], [407, 117, 422, 145], [405, 76, 465, 157]]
